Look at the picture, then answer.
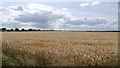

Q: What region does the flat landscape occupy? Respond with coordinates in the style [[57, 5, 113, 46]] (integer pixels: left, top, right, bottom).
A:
[[1, 32, 118, 66]]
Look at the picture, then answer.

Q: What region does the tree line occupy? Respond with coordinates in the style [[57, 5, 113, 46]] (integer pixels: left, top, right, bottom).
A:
[[1, 28, 119, 32], [0, 28, 55, 32]]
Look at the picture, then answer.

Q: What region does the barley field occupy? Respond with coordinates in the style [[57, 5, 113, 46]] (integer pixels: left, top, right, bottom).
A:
[[1, 32, 118, 66]]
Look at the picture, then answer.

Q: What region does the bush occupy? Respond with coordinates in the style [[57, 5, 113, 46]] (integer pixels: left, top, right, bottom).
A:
[[15, 28, 19, 31]]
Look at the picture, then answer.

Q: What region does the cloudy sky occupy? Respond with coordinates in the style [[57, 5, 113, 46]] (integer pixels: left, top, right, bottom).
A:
[[0, 2, 118, 31]]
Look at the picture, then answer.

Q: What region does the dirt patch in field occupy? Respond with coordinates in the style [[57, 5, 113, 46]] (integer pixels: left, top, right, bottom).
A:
[[31, 42, 48, 48]]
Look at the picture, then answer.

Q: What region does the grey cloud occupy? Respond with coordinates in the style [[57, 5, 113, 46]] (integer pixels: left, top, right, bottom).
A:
[[31, 23, 51, 29], [61, 18, 117, 31], [2, 21, 22, 28], [15, 12, 51, 23], [65, 18, 109, 26], [10, 5, 23, 11], [15, 10, 67, 23], [14, 6, 69, 29]]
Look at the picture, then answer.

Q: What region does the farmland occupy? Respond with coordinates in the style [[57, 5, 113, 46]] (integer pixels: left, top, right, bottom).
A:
[[1, 32, 118, 66]]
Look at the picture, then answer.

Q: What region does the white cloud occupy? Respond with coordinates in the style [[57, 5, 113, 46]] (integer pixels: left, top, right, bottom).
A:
[[0, 3, 118, 31], [9, 5, 23, 11], [80, 1, 100, 7], [1, 3, 72, 29], [80, 3, 89, 7], [90, 1, 100, 6], [0, 7, 5, 11]]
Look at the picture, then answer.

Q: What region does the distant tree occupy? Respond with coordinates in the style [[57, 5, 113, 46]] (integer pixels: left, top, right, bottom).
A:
[[10, 29, 14, 31], [38, 29, 41, 31], [28, 29, 33, 31], [2, 28, 6, 32], [51, 29, 54, 31], [21, 28, 25, 31], [6, 29, 14, 32], [33, 29, 37, 31], [15, 28, 19, 31]]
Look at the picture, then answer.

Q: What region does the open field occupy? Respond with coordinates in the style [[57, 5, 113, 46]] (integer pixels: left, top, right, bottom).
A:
[[1, 32, 118, 66]]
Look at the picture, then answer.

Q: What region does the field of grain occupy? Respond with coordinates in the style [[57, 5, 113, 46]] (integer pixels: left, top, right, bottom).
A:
[[1, 32, 118, 66]]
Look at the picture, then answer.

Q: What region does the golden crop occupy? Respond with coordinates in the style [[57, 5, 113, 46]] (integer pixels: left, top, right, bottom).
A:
[[1, 32, 118, 66]]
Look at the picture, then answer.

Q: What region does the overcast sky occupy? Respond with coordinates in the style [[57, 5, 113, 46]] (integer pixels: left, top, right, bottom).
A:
[[0, 2, 118, 31]]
